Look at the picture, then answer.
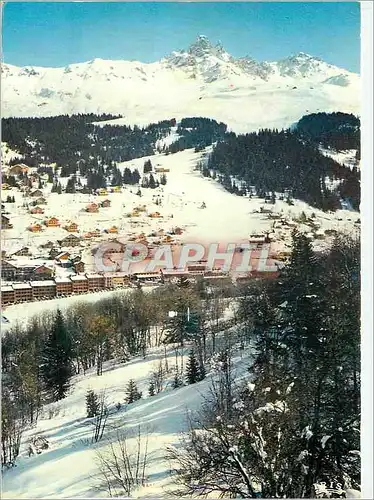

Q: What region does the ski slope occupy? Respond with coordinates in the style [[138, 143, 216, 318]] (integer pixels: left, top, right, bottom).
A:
[[1, 342, 252, 499]]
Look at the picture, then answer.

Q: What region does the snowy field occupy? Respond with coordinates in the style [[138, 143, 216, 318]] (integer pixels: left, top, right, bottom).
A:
[[2, 148, 359, 268]]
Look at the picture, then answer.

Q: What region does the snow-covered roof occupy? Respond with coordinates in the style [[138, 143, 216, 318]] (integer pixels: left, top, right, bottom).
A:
[[70, 275, 87, 281], [31, 280, 56, 287], [86, 274, 104, 279], [1, 286, 14, 292], [103, 272, 129, 278], [12, 283, 32, 290], [54, 277, 72, 283]]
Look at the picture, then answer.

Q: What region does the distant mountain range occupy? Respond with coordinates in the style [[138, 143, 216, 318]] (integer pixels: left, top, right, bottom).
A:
[[1, 35, 360, 132]]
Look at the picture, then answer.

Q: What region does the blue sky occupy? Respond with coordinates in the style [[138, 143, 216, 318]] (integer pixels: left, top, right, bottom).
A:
[[2, 2, 360, 72]]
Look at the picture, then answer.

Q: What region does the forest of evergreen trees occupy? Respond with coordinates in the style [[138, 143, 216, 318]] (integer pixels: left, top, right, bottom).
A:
[[1, 114, 175, 178], [296, 112, 360, 151], [166, 117, 228, 153], [207, 127, 360, 210], [2, 112, 360, 209]]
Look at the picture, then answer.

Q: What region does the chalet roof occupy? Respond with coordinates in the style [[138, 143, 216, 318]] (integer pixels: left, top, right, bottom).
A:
[[55, 252, 70, 260], [62, 234, 80, 240], [34, 264, 53, 271]]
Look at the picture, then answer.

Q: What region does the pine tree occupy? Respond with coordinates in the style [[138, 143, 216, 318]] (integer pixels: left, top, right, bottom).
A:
[[160, 173, 167, 185], [172, 371, 184, 389], [56, 182, 62, 194], [125, 379, 142, 404], [42, 309, 72, 401], [148, 380, 155, 397], [86, 389, 100, 417], [186, 351, 199, 385], [148, 174, 156, 189], [143, 159, 152, 173]]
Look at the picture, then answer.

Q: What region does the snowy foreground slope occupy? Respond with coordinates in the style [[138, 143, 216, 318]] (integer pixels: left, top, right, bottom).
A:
[[1, 339, 250, 499], [2, 36, 360, 133]]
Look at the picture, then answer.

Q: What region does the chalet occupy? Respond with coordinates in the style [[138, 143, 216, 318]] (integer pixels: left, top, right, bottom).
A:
[[86, 203, 99, 213], [49, 247, 62, 259], [31, 280, 56, 300], [13, 283, 33, 303], [155, 167, 170, 173], [100, 199, 111, 208], [28, 223, 43, 232], [70, 255, 82, 264], [55, 278, 73, 296], [74, 261, 85, 274], [64, 221, 79, 232], [60, 234, 81, 247], [149, 212, 161, 218], [55, 252, 71, 267], [102, 240, 126, 254], [1, 183, 10, 190], [8, 164, 29, 176], [86, 273, 105, 291], [173, 227, 183, 235], [112, 186, 121, 193], [70, 275, 88, 293], [33, 265, 54, 280], [34, 197, 47, 205], [12, 247, 30, 257], [30, 189, 43, 198], [1, 286, 15, 306], [97, 188, 108, 196], [44, 217, 60, 227], [136, 205, 147, 212], [1, 215, 13, 229], [30, 206, 44, 214], [106, 226, 118, 234]]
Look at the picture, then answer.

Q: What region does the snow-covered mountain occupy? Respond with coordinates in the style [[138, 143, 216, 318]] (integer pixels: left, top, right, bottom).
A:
[[1, 35, 360, 133]]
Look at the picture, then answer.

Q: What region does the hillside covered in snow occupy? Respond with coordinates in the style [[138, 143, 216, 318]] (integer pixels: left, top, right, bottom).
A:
[[1, 36, 360, 133]]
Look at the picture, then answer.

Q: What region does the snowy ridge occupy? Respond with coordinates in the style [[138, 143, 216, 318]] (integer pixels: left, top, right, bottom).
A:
[[2, 36, 360, 133]]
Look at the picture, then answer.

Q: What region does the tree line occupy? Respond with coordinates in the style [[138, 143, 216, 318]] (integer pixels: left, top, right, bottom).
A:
[[169, 233, 360, 497], [206, 127, 360, 210]]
